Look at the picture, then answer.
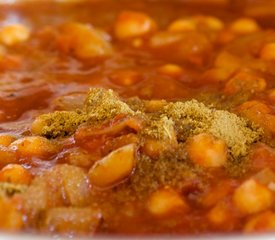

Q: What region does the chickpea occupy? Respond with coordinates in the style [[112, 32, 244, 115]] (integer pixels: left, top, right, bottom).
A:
[[244, 211, 275, 233], [0, 134, 17, 147], [260, 43, 275, 61], [88, 144, 136, 188], [236, 101, 275, 136], [142, 138, 168, 159], [157, 64, 184, 78], [168, 16, 223, 32], [58, 22, 113, 59], [114, 11, 157, 40], [186, 133, 227, 168], [147, 187, 188, 216], [230, 18, 260, 35], [168, 18, 196, 32], [0, 198, 23, 231], [215, 51, 241, 72], [207, 202, 233, 227], [149, 31, 184, 48], [144, 99, 167, 113], [53, 93, 86, 111], [142, 118, 178, 159], [0, 24, 30, 46], [233, 179, 273, 215], [237, 100, 271, 115], [0, 164, 32, 185], [43, 207, 102, 234], [10, 136, 59, 159], [109, 70, 142, 86], [201, 68, 232, 83], [203, 16, 224, 31], [66, 147, 98, 168], [0, 147, 17, 165], [224, 70, 266, 95]]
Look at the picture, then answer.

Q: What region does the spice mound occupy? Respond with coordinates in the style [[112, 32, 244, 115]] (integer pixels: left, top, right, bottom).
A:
[[32, 88, 262, 160]]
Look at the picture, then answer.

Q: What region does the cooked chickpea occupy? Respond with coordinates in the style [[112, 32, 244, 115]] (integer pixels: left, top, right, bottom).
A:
[[201, 68, 232, 83], [157, 64, 184, 78], [230, 18, 260, 35], [0, 134, 17, 147], [237, 100, 271, 115], [42, 207, 102, 234], [66, 147, 98, 168], [88, 144, 136, 188], [203, 16, 224, 31], [215, 51, 241, 71], [207, 202, 232, 226], [224, 70, 266, 95], [233, 179, 273, 215], [168, 16, 223, 32], [149, 31, 184, 48], [0, 164, 32, 185], [10, 136, 59, 159], [236, 101, 275, 136], [114, 11, 157, 40], [142, 122, 178, 159], [142, 138, 168, 159], [147, 187, 188, 216], [58, 22, 113, 59], [0, 24, 30, 46], [244, 211, 275, 233], [31, 117, 46, 136], [186, 133, 227, 167], [260, 43, 275, 61], [168, 18, 196, 32], [144, 100, 167, 113], [0, 198, 23, 231], [109, 70, 142, 86], [0, 147, 17, 165]]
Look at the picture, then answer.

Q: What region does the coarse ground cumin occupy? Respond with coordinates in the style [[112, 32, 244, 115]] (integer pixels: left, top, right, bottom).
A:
[[32, 88, 134, 138], [31, 87, 265, 198], [32, 87, 262, 160], [162, 100, 263, 160], [0, 182, 28, 198], [142, 116, 175, 140], [32, 110, 88, 138], [84, 88, 134, 121], [92, 153, 206, 201]]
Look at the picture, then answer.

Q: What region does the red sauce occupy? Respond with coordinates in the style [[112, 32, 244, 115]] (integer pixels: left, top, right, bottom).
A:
[[0, 0, 274, 237]]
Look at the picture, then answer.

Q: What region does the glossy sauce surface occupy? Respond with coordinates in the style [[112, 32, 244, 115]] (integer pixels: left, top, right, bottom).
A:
[[0, 0, 274, 237]]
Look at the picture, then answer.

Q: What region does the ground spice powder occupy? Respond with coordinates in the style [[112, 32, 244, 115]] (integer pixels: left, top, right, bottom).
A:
[[32, 88, 262, 160]]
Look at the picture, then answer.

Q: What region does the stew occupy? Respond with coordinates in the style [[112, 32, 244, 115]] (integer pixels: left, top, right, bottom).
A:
[[0, 0, 275, 236]]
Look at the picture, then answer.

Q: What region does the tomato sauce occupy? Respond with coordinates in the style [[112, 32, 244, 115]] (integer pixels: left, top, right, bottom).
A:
[[0, 0, 274, 237]]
